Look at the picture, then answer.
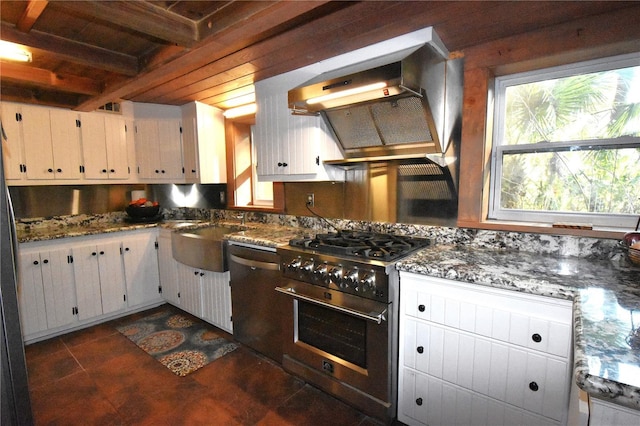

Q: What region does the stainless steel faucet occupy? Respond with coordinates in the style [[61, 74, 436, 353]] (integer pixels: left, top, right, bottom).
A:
[[237, 212, 246, 225]]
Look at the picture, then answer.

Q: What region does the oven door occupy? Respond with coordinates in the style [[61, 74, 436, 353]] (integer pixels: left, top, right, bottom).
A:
[[276, 280, 391, 402]]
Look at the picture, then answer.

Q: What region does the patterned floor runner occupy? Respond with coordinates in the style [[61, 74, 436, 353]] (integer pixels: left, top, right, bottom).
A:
[[117, 306, 238, 377]]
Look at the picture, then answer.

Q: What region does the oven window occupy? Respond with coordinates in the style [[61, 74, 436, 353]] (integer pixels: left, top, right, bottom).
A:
[[297, 301, 367, 368]]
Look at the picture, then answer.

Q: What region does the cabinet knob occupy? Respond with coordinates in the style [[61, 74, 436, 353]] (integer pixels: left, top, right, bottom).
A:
[[124, 247, 129, 252], [48, 168, 54, 173], [99, 251, 104, 255], [57, 168, 62, 173], [531, 333, 542, 343], [110, 169, 115, 173], [529, 381, 539, 392], [415, 397, 423, 406], [33, 260, 39, 265], [155, 169, 160, 173], [418, 304, 426, 312], [161, 170, 166, 174], [417, 346, 424, 354], [92, 252, 97, 256], [200, 272, 205, 276], [277, 162, 288, 167], [102, 169, 107, 173], [43, 259, 48, 264], [191, 169, 196, 173], [194, 271, 199, 276]]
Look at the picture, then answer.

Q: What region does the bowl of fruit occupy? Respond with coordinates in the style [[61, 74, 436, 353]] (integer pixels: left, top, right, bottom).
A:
[[126, 198, 160, 219]]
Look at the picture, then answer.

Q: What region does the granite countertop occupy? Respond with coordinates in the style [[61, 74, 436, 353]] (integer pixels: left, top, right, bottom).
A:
[[16, 217, 640, 410], [396, 245, 640, 410]]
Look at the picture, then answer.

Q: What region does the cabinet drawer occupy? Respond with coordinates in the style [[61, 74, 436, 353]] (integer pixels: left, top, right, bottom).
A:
[[399, 368, 559, 426], [400, 273, 572, 358], [403, 319, 570, 421]]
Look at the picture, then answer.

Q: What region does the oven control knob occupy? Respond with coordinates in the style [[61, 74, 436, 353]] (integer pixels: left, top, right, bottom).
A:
[[360, 272, 376, 292], [329, 266, 343, 284], [313, 263, 328, 280], [300, 260, 314, 273], [343, 268, 359, 289], [286, 258, 301, 271]]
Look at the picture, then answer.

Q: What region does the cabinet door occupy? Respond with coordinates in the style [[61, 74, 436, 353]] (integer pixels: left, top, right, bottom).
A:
[[1, 102, 25, 180], [157, 231, 180, 306], [48, 109, 82, 180], [157, 119, 183, 180], [122, 232, 161, 307], [200, 271, 232, 333], [20, 104, 55, 180], [17, 251, 48, 336], [71, 244, 106, 320], [134, 119, 161, 179], [181, 113, 199, 181], [80, 112, 109, 179], [96, 240, 127, 315], [40, 247, 76, 329], [103, 114, 129, 179], [175, 262, 202, 317]]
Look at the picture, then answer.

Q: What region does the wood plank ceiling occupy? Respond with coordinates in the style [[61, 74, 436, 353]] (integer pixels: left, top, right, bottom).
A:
[[1, 1, 639, 113]]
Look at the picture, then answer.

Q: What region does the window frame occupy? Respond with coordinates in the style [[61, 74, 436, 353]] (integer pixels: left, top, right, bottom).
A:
[[489, 52, 640, 230]]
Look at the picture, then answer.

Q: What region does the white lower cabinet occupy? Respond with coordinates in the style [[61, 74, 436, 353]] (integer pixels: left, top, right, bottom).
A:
[[18, 230, 162, 342], [398, 272, 573, 426], [156, 228, 233, 333], [72, 239, 127, 318], [18, 246, 76, 335], [588, 397, 640, 426]]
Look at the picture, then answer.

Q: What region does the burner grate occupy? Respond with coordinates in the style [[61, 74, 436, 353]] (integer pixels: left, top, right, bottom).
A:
[[289, 231, 429, 261]]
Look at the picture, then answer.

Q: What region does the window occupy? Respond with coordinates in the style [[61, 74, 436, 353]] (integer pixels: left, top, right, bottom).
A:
[[228, 121, 273, 207], [490, 53, 640, 229]]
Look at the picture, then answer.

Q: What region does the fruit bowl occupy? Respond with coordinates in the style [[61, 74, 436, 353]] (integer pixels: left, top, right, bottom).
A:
[[126, 198, 160, 219], [629, 243, 640, 266], [126, 204, 160, 218]]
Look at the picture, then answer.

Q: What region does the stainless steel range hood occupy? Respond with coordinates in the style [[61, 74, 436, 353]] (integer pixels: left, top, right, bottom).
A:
[[288, 36, 463, 167]]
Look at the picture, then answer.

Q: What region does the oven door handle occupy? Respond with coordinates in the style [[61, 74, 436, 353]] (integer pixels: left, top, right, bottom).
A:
[[275, 286, 387, 324]]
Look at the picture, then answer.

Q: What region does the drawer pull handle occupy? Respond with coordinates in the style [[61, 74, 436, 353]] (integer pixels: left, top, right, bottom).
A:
[[417, 346, 424, 354], [418, 304, 426, 312], [416, 397, 423, 406], [529, 381, 539, 392], [532, 333, 542, 343]]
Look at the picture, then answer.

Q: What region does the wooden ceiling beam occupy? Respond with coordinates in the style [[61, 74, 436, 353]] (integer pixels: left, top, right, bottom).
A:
[[0, 61, 103, 95], [76, 1, 333, 111], [0, 23, 139, 76], [16, 0, 49, 32], [53, 0, 198, 47]]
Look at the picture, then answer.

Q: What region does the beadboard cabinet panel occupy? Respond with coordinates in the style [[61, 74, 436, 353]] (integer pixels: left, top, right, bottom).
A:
[[398, 272, 573, 426]]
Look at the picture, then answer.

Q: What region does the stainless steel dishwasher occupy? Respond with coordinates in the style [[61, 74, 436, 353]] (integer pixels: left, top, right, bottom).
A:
[[227, 242, 284, 363]]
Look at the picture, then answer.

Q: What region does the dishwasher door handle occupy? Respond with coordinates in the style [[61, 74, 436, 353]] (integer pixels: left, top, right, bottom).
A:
[[229, 253, 280, 271]]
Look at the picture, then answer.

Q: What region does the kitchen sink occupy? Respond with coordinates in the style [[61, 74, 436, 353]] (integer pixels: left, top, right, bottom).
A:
[[171, 226, 239, 272]]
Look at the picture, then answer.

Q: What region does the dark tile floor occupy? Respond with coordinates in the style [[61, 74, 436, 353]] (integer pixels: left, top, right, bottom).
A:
[[25, 304, 387, 426]]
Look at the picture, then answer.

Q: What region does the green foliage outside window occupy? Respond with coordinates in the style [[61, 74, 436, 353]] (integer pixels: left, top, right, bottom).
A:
[[498, 65, 640, 216]]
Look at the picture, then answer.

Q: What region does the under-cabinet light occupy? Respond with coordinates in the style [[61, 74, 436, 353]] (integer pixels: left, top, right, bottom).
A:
[[306, 82, 387, 105], [0, 41, 32, 62], [223, 103, 257, 118]]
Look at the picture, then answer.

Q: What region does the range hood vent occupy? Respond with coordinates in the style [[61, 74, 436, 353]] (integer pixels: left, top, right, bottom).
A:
[[288, 35, 462, 166]]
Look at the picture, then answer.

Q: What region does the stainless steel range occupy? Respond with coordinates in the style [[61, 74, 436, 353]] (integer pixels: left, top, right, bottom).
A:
[[276, 231, 430, 423]]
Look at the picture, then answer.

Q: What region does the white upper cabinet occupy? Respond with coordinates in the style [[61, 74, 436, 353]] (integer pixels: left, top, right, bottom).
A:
[[5, 103, 82, 182], [254, 71, 342, 181], [80, 112, 131, 180], [134, 118, 183, 181], [181, 101, 226, 184], [1, 102, 27, 180]]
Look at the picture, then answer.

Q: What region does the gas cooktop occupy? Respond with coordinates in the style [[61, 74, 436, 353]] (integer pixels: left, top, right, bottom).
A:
[[288, 230, 431, 262]]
